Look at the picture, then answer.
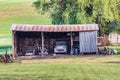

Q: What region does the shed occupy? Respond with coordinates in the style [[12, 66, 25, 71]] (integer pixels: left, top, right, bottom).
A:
[[11, 24, 99, 58], [108, 32, 120, 44]]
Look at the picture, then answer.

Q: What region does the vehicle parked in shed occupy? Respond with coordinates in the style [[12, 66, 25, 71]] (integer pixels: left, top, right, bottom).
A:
[[54, 41, 67, 54]]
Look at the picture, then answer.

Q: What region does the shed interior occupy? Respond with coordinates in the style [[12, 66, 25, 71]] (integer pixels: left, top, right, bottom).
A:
[[16, 31, 79, 56]]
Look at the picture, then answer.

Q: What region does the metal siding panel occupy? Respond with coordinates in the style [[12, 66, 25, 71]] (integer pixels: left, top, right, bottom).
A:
[[18, 26, 22, 31], [63, 26, 65, 32], [90, 31, 97, 52], [49, 26, 51, 32], [50, 26, 53, 32], [45, 26, 49, 31], [31, 26, 34, 31], [15, 25, 19, 30], [38, 26, 40, 31], [23, 26, 26, 31], [72, 26, 75, 31], [81, 26, 84, 31], [40, 26, 43, 31], [90, 26, 92, 30], [79, 31, 97, 53], [67, 26, 70, 31], [64, 26, 67, 32], [74, 26, 78, 31], [86, 26, 88, 30], [54, 26, 57, 32], [70, 26, 72, 31], [77, 26, 80, 31], [28, 26, 31, 31], [35, 26, 39, 31], [79, 32, 85, 53], [25, 26, 28, 31], [70, 26, 73, 31], [21, 26, 24, 31], [61, 26, 64, 31]]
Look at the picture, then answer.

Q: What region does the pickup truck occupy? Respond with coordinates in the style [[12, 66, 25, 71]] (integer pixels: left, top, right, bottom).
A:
[[54, 41, 67, 54]]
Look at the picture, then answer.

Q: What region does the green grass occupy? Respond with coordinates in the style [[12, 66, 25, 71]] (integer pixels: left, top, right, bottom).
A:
[[106, 46, 120, 54], [0, 0, 51, 37], [0, 0, 51, 53], [0, 55, 120, 80]]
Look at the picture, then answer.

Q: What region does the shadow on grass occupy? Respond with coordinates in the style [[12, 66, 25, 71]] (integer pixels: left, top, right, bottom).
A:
[[103, 61, 120, 64], [0, 45, 12, 49], [87, 55, 120, 60], [87, 55, 107, 60], [0, 45, 12, 55]]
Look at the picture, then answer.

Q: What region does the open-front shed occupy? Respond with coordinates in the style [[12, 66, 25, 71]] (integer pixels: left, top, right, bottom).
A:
[[11, 24, 98, 58]]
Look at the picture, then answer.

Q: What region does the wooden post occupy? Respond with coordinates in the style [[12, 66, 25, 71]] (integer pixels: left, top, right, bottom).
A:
[[12, 31, 14, 58], [70, 32, 73, 53], [41, 32, 44, 57], [12, 31, 17, 58]]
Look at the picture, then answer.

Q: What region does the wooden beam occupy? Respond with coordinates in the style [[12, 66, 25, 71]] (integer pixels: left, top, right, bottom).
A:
[[12, 31, 14, 58], [70, 32, 73, 51], [41, 32, 44, 56], [12, 31, 18, 58]]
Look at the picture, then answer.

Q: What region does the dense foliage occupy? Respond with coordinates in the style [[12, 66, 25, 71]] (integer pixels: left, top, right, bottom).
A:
[[33, 0, 120, 35]]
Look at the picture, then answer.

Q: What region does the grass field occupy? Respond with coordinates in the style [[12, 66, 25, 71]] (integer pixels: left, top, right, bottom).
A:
[[0, 55, 120, 80], [0, 1, 120, 80], [0, 0, 51, 54]]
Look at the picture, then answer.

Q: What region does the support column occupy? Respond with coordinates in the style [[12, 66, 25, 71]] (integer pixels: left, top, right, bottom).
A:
[[70, 32, 73, 52], [12, 31, 14, 58], [41, 32, 44, 56], [12, 31, 17, 58]]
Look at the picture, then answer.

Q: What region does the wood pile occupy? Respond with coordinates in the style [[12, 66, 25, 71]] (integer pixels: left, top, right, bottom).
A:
[[19, 38, 41, 54]]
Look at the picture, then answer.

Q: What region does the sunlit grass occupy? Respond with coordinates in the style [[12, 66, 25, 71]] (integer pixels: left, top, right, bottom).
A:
[[21, 55, 120, 64], [106, 46, 120, 54], [0, 0, 51, 48], [0, 55, 120, 80]]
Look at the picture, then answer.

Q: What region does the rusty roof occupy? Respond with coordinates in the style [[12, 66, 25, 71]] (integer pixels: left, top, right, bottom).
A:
[[11, 24, 99, 32]]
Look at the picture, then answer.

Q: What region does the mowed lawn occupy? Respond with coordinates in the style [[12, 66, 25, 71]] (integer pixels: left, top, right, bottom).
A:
[[0, 55, 120, 80], [0, 0, 51, 53]]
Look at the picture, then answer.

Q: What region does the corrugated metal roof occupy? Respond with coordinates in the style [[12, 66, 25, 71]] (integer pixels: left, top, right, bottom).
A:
[[11, 24, 99, 32]]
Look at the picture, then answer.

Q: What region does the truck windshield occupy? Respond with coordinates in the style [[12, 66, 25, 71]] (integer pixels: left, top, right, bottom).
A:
[[56, 42, 66, 45]]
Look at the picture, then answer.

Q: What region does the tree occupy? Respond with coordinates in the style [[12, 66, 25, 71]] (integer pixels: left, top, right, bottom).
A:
[[33, 0, 120, 36]]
